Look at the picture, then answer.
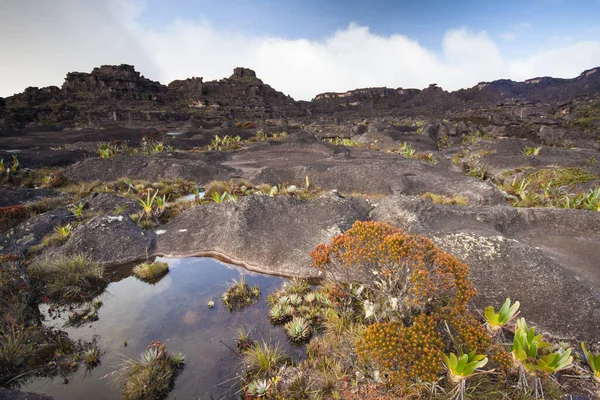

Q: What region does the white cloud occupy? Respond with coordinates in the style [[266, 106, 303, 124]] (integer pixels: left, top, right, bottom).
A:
[[1, 1, 600, 101]]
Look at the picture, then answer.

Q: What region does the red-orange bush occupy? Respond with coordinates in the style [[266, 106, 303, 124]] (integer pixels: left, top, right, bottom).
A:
[[310, 221, 476, 312], [312, 221, 505, 392]]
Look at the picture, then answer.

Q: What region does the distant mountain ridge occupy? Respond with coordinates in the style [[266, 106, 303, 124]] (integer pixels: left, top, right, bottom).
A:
[[1, 64, 599, 130]]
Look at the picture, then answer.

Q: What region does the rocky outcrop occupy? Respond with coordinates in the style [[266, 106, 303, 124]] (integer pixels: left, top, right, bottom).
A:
[[61, 64, 166, 101], [155, 195, 370, 278], [57, 215, 154, 266], [4, 64, 599, 132], [370, 195, 600, 344]]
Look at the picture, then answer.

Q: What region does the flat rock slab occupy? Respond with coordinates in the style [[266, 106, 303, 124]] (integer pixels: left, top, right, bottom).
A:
[[0, 187, 58, 207], [57, 215, 154, 266], [62, 134, 507, 205], [370, 195, 600, 344], [155, 194, 371, 278], [64, 152, 235, 183], [225, 140, 506, 205]]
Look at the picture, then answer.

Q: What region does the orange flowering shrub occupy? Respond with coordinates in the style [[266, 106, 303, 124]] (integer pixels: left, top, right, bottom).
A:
[[312, 221, 506, 392], [311, 221, 476, 313], [355, 314, 444, 388]]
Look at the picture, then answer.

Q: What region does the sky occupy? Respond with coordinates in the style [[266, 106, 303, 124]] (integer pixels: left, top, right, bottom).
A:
[[1, 0, 600, 100]]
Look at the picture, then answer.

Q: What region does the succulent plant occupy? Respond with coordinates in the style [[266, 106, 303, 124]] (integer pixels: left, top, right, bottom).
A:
[[304, 292, 316, 304], [278, 295, 289, 304], [247, 379, 271, 398], [288, 294, 302, 307], [269, 303, 292, 324], [284, 317, 311, 343], [512, 318, 572, 376]]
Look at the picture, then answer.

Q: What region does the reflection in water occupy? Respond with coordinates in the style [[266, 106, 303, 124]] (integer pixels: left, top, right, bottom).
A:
[[23, 257, 300, 400]]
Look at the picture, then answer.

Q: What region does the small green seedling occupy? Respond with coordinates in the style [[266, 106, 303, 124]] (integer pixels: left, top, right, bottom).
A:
[[582, 342, 600, 383], [484, 298, 520, 332]]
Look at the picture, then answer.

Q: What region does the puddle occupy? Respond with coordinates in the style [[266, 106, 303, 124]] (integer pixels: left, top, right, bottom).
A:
[[164, 192, 205, 208], [22, 257, 299, 399], [166, 132, 184, 136]]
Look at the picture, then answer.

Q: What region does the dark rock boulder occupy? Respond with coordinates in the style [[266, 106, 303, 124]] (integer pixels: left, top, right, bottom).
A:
[[155, 195, 370, 278], [84, 192, 141, 217], [370, 195, 600, 344], [57, 215, 154, 266], [11, 208, 72, 253]]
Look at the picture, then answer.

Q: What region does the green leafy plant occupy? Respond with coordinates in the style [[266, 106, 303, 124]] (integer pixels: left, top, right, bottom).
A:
[[97, 142, 118, 158], [443, 351, 489, 400], [221, 276, 260, 310], [236, 327, 254, 353], [512, 318, 551, 372], [247, 379, 271, 398], [268, 186, 278, 197], [55, 223, 72, 238], [581, 342, 600, 383], [242, 340, 289, 380], [325, 137, 360, 146], [83, 346, 101, 368], [522, 146, 542, 156], [211, 191, 236, 203], [208, 135, 242, 151], [110, 341, 185, 400], [511, 178, 530, 199], [399, 142, 416, 158], [69, 202, 85, 218], [256, 129, 268, 140], [484, 298, 520, 333], [512, 318, 572, 396], [284, 317, 312, 343], [10, 155, 20, 174], [138, 189, 158, 218]]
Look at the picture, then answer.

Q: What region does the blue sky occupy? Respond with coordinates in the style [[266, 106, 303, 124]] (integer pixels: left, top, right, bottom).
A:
[[138, 0, 600, 57], [1, 0, 600, 99]]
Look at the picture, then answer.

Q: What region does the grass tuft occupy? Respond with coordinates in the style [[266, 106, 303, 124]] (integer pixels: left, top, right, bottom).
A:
[[420, 192, 469, 206], [29, 254, 105, 303], [133, 261, 169, 282]]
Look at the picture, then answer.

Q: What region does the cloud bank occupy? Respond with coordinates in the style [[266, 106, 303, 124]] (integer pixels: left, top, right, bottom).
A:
[[1, 0, 600, 100]]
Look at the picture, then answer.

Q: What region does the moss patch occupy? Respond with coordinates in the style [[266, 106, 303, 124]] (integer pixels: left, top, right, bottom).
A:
[[528, 167, 597, 187], [420, 192, 469, 206]]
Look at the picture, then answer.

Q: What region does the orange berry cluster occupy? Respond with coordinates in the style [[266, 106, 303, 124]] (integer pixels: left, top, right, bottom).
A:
[[356, 314, 444, 392]]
